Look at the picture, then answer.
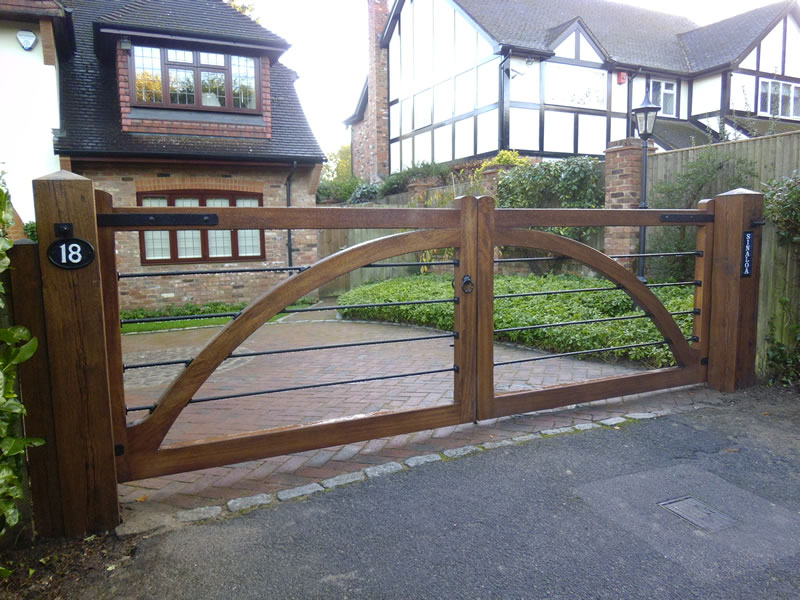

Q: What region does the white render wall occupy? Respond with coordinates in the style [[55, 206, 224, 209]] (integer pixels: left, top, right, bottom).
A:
[[691, 74, 722, 116], [0, 20, 60, 222]]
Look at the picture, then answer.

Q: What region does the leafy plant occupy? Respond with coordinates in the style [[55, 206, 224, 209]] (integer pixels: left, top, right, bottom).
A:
[[347, 182, 380, 204], [474, 150, 530, 179], [377, 162, 451, 197], [316, 175, 363, 204], [22, 223, 37, 243], [764, 171, 800, 247], [338, 273, 694, 368], [646, 148, 757, 281], [0, 174, 41, 565]]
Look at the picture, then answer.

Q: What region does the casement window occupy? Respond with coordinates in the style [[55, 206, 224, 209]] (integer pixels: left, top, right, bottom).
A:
[[759, 78, 800, 118], [132, 46, 260, 113], [138, 192, 264, 264], [649, 80, 676, 117]]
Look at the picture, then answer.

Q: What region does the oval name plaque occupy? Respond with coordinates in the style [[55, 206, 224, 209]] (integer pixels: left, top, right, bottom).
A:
[[47, 238, 96, 270]]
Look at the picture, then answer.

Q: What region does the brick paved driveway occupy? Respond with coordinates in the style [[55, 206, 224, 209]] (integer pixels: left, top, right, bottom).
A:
[[119, 307, 720, 510]]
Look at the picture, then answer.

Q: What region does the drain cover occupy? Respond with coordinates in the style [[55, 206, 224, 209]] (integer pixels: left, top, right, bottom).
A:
[[658, 496, 737, 532]]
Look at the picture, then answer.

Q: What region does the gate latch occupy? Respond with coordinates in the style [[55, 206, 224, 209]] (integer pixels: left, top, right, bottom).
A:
[[461, 274, 474, 294]]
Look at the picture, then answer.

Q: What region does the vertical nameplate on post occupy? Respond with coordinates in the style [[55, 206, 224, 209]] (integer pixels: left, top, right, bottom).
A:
[[32, 171, 119, 536], [707, 189, 764, 392]]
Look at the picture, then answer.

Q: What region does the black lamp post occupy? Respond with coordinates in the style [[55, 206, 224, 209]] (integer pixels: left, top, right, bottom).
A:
[[631, 91, 660, 282]]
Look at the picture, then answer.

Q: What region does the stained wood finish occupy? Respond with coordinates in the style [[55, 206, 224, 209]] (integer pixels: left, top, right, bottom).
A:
[[8, 242, 63, 537], [126, 229, 460, 455], [495, 228, 699, 368], [707, 190, 764, 392], [96, 191, 131, 482], [488, 366, 704, 419], [31, 173, 119, 536], [693, 199, 714, 376], [127, 406, 462, 481], [495, 208, 713, 228], [475, 197, 497, 421], [101, 206, 460, 231], [453, 197, 478, 423]]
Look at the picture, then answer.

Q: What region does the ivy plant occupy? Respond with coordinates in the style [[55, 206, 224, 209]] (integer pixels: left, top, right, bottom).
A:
[[0, 174, 42, 556]]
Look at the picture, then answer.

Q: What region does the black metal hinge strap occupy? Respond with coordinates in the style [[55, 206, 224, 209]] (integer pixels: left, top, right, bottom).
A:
[[659, 214, 715, 223], [97, 213, 220, 227]]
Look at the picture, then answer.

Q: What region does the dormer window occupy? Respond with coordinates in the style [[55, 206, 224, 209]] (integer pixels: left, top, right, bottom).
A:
[[132, 45, 260, 113]]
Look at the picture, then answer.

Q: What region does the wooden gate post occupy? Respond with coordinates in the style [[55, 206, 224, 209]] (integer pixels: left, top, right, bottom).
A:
[[707, 188, 764, 392], [17, 171, 119, 536]]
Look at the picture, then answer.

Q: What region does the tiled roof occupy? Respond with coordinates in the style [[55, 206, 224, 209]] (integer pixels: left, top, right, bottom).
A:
[[679, 2, 790, 72], [653, 120, 715, 150], [0, 0, 65, 17], [55, 0, 323, 163], [96, 0, 288, 49], [450, 0, 795, 74]]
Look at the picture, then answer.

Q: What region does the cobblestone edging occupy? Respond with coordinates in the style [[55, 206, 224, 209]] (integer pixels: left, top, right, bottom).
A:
[[158, 411, 680, 530]]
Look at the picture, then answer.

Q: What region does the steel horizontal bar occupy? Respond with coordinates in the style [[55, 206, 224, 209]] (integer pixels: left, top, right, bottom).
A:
[[123, 332, 456, 371], [493, 251, 699, 264], [608, 251, 701, 259], [98, 206, 461, 231], [119, 266, 307, 279], [122, 312, 239, 325], [125, 366, 457, 413], [493, 281, 698, 301], [493, 339, 681, 367], [495, 208, 714, 228], [493, 310, 696, 334], [361, 260, 457, 268], [286, 297, 457, 313]]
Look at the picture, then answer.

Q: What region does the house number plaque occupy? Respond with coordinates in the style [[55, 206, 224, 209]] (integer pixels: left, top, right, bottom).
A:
[[47, 238, 95, 270]]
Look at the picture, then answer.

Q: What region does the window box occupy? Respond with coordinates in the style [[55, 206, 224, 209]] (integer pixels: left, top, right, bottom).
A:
[[132, 46, 261, 114], [138, 191, 265, 264]]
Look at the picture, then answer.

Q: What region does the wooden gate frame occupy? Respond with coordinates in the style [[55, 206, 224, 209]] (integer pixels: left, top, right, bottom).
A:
[[11, 173, 763, 536]]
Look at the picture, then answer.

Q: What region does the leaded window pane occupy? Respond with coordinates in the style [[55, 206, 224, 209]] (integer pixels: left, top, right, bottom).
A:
[[201, 71, 226, 107], [794, 87, 800, 117], [200, 52, 225, 66], [141, 197, 170, 259], [167, 49, 193, 63], [134, 46, 162, 103], [231, 56, 256, 109], [175, 198, 202, 259], [781, 83, 792, 117], [206, 199, 232, 257], [169, 68, 195, 105], [235, 199, 261, 256]]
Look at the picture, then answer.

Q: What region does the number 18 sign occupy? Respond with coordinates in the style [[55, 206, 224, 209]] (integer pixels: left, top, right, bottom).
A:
[[47, 238, 95, 270]]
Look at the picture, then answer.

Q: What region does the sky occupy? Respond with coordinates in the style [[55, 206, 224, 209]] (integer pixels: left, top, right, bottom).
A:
[[251, 0, 786, 155]]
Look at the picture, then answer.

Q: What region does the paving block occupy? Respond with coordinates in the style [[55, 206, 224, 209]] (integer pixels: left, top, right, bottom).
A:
[[276, 483, 324, 501], [600, 417, 627, 426], [405, 454, 443, 468], [511, 433, 541, 443], [176, 506, 222, 523], [481, 439, 515, 450], [540, 427, 575, 436], [625, 412, 658, 420], [365, 462, 404, 478], [321, 471, 366, 489], [443, 445, 481, 458], [227, 493, 272, 513], [573, 423, 601, 431]]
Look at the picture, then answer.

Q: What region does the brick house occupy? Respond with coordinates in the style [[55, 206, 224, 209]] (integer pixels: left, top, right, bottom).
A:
[[1, 0, 325, 310], [348, 0, 800, 182]]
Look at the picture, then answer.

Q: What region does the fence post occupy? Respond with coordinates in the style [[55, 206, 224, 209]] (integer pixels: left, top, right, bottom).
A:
[[21, 171, 119, 536], [707, 188, 764, 392]]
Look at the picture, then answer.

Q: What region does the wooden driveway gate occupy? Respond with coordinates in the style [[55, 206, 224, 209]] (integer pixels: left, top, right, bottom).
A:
[[11, 173, 763, 536]]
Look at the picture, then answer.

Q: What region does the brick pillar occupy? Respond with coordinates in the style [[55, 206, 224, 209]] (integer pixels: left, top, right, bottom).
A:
[[603, 137, 653, 267], [407, 179, 437, 206], [351, 0, 390, 183]]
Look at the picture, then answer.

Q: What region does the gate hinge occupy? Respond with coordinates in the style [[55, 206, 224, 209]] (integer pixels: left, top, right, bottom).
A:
[[701, 357, 709, 366], [114, 444, 125, 457], [750, 218, 766, 227], [453, 365, 460, 374], [694, 280, 702, 287]]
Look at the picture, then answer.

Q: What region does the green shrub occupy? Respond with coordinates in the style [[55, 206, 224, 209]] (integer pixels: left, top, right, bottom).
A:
[[496, 156, 604, 244], [347, 182, 380, 204], [316, 175, 363, 203], [646, 148, 757, 281], [338, 274, 694, 368], [22, 223, 37, 242], [474, 150, 530, 178], [377, 162, 451, 197], [764, 171, 800, 246]]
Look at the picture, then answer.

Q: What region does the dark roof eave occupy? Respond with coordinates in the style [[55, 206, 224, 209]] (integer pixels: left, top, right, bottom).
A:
[[609, 60, 734, 78], [60, 149, 325, 165], [344, 80, 369, 126], [96, 25, 290, 55], [501, 44, 554, 59]]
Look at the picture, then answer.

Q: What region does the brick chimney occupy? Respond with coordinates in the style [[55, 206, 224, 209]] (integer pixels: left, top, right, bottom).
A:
[[350, 0, 390, 183]]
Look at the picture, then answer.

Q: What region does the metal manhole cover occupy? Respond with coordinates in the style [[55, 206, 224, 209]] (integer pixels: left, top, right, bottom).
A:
[[658, 496, 737, 532]]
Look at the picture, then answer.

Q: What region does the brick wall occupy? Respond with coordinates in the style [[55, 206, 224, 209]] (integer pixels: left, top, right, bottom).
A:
[[73, 163, 320, 311], [351, 0, 390, 183], [117, 41, 272, 139], [603, 137, 653, 267]]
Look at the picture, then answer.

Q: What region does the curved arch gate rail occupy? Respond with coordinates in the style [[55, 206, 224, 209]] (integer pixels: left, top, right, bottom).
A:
[[11, 174, 763, 536]]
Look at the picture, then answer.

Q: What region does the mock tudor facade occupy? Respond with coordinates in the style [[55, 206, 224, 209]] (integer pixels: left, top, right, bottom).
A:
[[348, 0, 800, 181], [0, 0, 325, 310]]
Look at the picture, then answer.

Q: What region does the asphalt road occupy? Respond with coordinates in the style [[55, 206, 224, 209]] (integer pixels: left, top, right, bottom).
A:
[[80, 388, 800, 599]]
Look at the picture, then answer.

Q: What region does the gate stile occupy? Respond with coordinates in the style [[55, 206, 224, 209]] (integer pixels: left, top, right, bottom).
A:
[[12, 173, 763, 536]]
